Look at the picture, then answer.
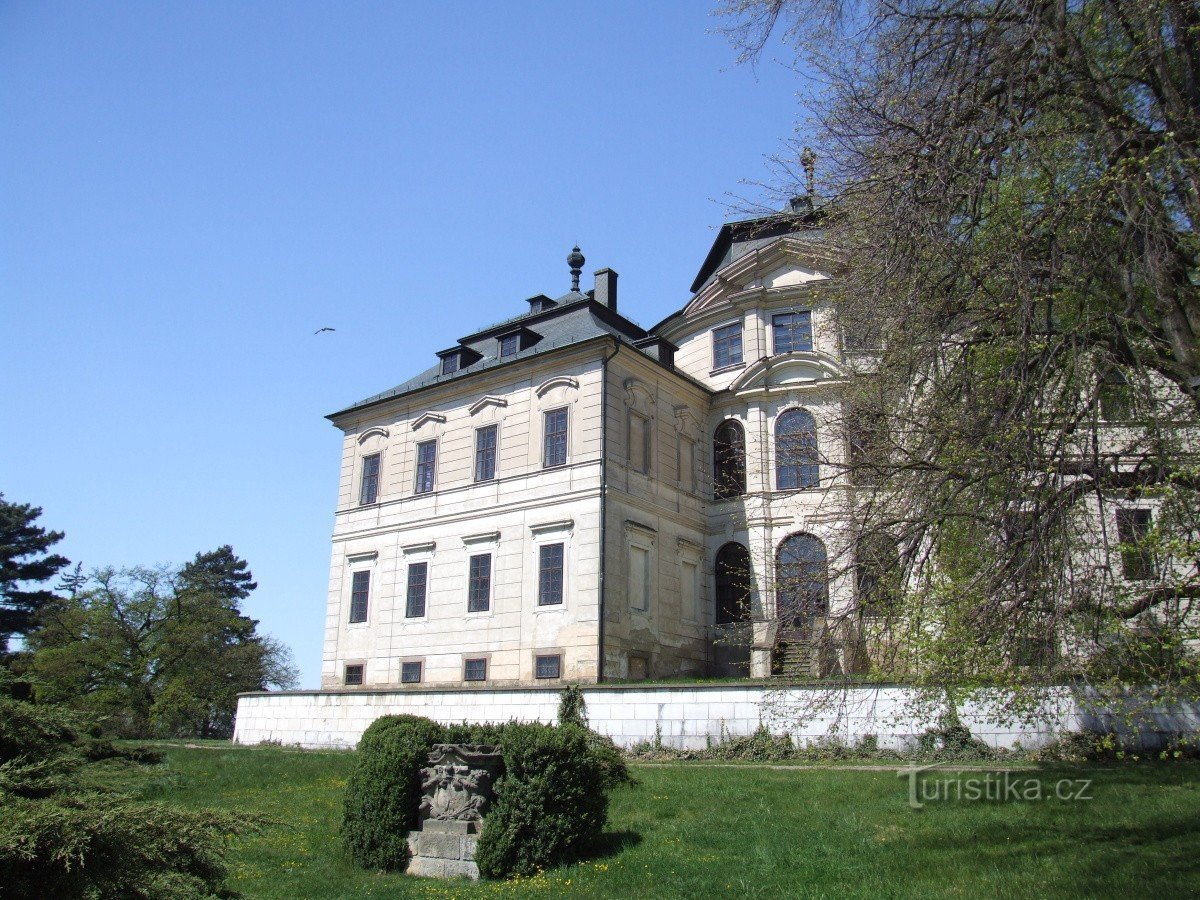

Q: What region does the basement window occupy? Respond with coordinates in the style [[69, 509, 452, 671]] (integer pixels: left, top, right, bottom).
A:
[[344, 664, 364, 686]]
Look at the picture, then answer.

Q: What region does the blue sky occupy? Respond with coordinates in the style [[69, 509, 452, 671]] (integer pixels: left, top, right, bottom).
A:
[[1, 1, 802, 687]]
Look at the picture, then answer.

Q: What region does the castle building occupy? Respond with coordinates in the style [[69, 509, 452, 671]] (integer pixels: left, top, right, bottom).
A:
[[321, 202, 860, 688]]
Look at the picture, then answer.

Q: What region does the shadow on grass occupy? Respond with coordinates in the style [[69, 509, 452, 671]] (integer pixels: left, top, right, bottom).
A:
[[580, 829, 642, 863]]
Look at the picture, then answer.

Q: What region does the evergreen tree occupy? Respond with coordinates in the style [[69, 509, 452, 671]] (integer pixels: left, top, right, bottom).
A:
[[0, 494, 69, 650]]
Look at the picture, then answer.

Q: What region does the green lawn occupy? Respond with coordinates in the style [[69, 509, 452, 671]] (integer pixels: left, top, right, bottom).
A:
[[152, 743, 1200, 898]]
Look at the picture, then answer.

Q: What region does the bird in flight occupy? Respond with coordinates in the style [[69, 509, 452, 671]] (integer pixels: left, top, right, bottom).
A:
[[314, 327, 336, 334]]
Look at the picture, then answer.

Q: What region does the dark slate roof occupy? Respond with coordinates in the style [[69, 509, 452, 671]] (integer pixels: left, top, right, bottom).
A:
[[327, 295, 655, 419], [688, 200, 825, 294]]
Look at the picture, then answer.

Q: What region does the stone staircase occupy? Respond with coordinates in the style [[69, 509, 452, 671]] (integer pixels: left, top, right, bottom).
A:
[[773, 639, 820, 678]]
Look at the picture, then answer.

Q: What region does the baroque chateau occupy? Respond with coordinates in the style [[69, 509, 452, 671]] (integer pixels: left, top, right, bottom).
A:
[[321, 200, 869, 689]]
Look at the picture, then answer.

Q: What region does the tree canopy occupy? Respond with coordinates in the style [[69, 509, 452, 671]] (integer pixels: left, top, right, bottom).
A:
[[718, 0, 1200, 705]]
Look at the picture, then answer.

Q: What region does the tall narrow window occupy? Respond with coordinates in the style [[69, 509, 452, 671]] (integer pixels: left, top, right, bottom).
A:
[[715, 543, 751, 625], [712, 322, 743, 369], [349, 570, 370, 623], [359, 453, 380, 505], [543, 408, 568, 468], [468, 553, 492, 612], [681, 560, 699, 621], [856, 533, 901, 618], [629, 545, 650, 612], [773, 311, 813, 354], [713, 420, 746, 500], [1099, 369, 1134, 421], [679, 438, 696, 491], [415, 440, 437, 494], [474, 425, 497, 482], [538, 543, 564, 606], [776, 534, 828, 630], [499, 333, 520, 358], [1116, 508, 1155, 580], [405, 562, 428, 617], [776, 408, 819, 490], [629, 413, 650, 473]]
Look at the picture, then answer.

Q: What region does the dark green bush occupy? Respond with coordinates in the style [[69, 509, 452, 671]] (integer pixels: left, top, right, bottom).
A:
[[474, 723, 609, 879], [342, 714, 445, 871]]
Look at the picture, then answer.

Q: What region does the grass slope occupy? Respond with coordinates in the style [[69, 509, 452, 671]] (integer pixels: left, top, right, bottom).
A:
[[152, 743, 1199, 898]]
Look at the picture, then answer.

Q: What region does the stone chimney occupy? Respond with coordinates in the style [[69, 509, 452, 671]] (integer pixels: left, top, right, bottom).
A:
[[593, 268, 618, 312]]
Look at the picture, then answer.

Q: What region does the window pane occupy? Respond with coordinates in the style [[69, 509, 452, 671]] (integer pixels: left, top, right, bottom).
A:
[[538, 543, 564, 605], [464, 658, 487, 681], [500, 333, 520, 357], [776, 409, 819, 490], [715, 543, 751, 624], [474, 425, 497, 482], [441, 354, 460, 375], [1116, 508, 1155, 580], [713, 421, 746, 499], [773, 311, 813, 354], [535, 655, 561, 679], [401, 661, 422, 684], [344, 664, 364, 685], [468, 554, 492, 612], [543, 408, 568, 468], [712, 323, 743, 369], [359, 453, 380, 506], [415, 440, 437, 494], [349, 570, 370, 623], [406, 562, 428, 617]]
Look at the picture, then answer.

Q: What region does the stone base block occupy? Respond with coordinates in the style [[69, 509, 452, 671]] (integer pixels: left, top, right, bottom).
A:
[[407, 829, 482, 881], [407, 856, 480, 879], [422, 819, 479, 835]]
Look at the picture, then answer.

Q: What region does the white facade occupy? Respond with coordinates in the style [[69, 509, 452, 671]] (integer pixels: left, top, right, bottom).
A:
[[321, 209, 862, 689]]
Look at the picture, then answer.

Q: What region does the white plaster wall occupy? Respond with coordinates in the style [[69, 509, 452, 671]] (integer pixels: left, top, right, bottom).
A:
[[230, 684, 1185, 752]]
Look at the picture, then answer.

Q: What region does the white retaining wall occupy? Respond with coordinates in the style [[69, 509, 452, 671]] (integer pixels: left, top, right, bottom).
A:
[[231, 684, 1196, 752]]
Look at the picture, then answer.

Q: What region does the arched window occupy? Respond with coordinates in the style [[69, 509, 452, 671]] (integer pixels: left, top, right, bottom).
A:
[[775, 533, 828, 628], [715, 542, 752, 625], [776, 408, 819, 490], [713, 420, 746, 500], [856, 533, 900, 618]]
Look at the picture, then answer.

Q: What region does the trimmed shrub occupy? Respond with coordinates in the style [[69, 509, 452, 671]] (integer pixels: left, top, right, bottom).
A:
[[474, 723, 608, 879], [342, 714, 445, 871]]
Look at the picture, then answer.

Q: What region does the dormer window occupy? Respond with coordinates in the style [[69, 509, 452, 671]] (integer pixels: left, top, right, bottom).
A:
[[500, 333, 520, 358], [441, 354, 460, 375], [437, 346, 482, 375]]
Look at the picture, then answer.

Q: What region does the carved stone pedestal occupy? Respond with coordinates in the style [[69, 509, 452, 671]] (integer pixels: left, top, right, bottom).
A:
[[406, 744, 503, 881]]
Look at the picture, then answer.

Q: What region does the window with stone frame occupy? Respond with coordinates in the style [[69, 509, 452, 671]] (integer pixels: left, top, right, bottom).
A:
[[534, 654, 562, 679], [629, 412, 651, 473], [464, 658, 487, 681], [712, 322, 743, 369], [538, 543, 564, 606], [344, 663, 364, 685], [776, 533, 829, 633], [772, 311, 813, 354], [400, 661, 423, 684], [543, 408, 568, 468], [349, 570, 370, 623], [467, 553, 492, 612], [405, 561, 428, 617], [474, 425, 497, 482], [776, 408, 819, 490], [715, 542, 751, 625], [713, 420, 746, 500], [359, 453, 381, 505], [1116, 508, 1156, 581], [415, 440, 437, 494], [629, 544, 651, 612]]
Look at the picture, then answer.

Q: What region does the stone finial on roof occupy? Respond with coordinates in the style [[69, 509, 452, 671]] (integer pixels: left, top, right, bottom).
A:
[[567, 246, 585, 292], [800, 146, 817, 196]]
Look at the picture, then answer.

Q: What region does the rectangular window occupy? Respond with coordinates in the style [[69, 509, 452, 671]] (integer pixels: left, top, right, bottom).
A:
[[464, 658, 487, 681], [344, 663, 364, 685], [773, 311, 813, 354], [441, 353, 460, 375], [535, 654, 562, 679], [629, 545, 650, 612], [359, 453, 380, 505], [349, 570, 370, 623], [405, 562, 428, 617], [474, 425, 497, 482], [468, 553, 492, 612], [712, 322, 743, 369], [538, 543, 564, 606], [400, 661, 423, 684], [415, 440, 437, 494], [499, 333, 520, 358], [543, 408, 568, 468], [1116, 508, 1155, 580]]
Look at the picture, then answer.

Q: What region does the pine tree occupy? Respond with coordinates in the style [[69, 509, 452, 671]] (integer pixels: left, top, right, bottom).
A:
[[0, 494, 69, 649]]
